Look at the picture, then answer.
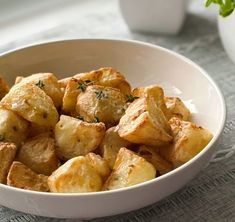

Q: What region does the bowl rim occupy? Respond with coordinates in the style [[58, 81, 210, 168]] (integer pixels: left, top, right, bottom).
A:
[[0, 38, 227, 197]]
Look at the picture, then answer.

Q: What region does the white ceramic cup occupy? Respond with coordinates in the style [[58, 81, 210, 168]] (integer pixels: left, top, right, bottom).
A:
[[218, 11, 235, 64], [119, 0, 187, 34]]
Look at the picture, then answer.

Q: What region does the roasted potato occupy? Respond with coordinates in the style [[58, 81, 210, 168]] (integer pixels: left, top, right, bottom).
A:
[[85, 153, 111, 181], [137, 145, 173, 175], [7, 161, 49, 192], [0, 76, 9, 99], [27, 123, 53, 138], [55, 115, 106, 160], [118, 96, 172, 146], [1, 82, 59, 127], [48, 156, 104, 193], [103, 147, 156, 190], [74, 67, 131, 95], [17, 133, 60, 176], [76, 85, 126, 127], [160, 117, 213, 166], [0, 142, 17, 183], [0, 108, 29, 145], [165, 97, 190, 121], [16, 73, 63, 109], [99, 126, 133, 168]]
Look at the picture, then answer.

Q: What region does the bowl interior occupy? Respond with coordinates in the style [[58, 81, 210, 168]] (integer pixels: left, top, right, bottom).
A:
[[0, 39, 224, 135]]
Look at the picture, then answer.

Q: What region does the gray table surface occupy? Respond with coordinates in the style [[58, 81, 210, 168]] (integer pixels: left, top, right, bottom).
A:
[[0, 0, 235, 221]]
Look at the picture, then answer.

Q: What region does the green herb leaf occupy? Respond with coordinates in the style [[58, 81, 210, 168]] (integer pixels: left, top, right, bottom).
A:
[[95, 90, 106, 100], [91, 116, 100, 123], [126, 95, 139, 103], [77, 80, 93, 92], [35, 80, 45, 89], [76, 115, 84, 121]]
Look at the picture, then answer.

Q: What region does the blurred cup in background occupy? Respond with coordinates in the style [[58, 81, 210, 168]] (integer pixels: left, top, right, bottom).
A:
[[119, 0, 187, 35]]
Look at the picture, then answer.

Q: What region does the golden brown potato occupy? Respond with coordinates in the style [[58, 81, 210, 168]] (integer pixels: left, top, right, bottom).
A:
[[103, 147, 156, 190], [85, 153, 111, 181], [7, 161, 49, 192], [118, 96, 172, 146], [99, 126, 133, 168], [0, 142, 17, 183], [14, 76, 24, 85], [137, 145, 173, 175], [74, 67, 131, 95], [0, 108, 29, 145], [48, 156, 103, 193], [17, 73, 63, 109], [17, 133, 60, 176], [165, 97, 190, 121], [0, 76, 9, 100], [27, 123, 53, 138], [55, 115, 106, 160], [160, 117, 213, 166], [76, 85, 126, 127], [1, 82, 59, 127]]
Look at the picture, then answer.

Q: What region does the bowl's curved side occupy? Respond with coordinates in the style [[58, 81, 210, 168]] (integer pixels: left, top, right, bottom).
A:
[[0, 39, 226, 218]]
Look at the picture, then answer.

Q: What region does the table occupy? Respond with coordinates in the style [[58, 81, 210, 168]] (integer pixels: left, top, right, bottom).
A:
[[0, 0, 235, 221]]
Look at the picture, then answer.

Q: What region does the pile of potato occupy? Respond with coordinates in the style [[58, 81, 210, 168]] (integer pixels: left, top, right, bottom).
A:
[[0, 67, 213, 193]]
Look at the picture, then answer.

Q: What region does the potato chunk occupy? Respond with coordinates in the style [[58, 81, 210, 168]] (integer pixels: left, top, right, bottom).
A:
[[165, 97, 190, 121], [0, 142, 17, 183], [99, 126, 133, 168], [7, 161, 49, 192], [17, 73, 63, 109], [48, 155, 107, 193], [55, 115, 106, 160], [0, 108, 29, 145], [0, 76, 9, 99], [76, 85, 126, 127], [118, 95, 172, 146], [74, 67, 131, 95], [103, 148, 156, 190], [137, 145, 173, 175], [161, 117, 213, 166], [17, 134, 60, 176], [1, 82, 59, 127]]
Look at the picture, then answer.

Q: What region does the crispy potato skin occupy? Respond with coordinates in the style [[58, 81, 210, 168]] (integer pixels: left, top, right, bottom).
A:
[[99, 126, 133, 168], [118, 97, 172, 146], [165, 97, 190, 121], [48, 155, 104, 193], [137, 145, 173, 175], [0, 76, 9, 100], [0, 142, 17, 183], [18, 73, 63, 109], [55, 115, 106, 160], [160, 117, 213, 166], [7, 161, 49, 192], [0, 82, 59, 127], [0, 108, 29, 145], [76, 85, 126, 127], [17, 133, 60, 176], [103, 147, 156, 190]]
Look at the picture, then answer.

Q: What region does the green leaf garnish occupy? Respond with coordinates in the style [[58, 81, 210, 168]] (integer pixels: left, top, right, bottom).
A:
[[126, 95, 139, 103], [35, 80, 45, 89], [95, 90, 106, 100], [77, 80, 93, 92], [91, 116, 100, 123]]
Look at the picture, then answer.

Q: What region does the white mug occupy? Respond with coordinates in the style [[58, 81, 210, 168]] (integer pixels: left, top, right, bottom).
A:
[[119, 0, 187, 35]]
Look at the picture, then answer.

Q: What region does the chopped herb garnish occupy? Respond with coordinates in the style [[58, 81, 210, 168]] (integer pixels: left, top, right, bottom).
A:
[[0, 134, 5, 141], [95, 90, 106, 100], [76, 115, 84, 121], [113, 175, 119, 181], [77, 80, 93, 92], [35, 80, 45, 89], [126, 95, 139, 103], [91, 116, 100, 123]]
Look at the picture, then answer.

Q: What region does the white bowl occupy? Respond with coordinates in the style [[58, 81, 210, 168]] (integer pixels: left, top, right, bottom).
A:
[[0, 39, 226, 219]]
